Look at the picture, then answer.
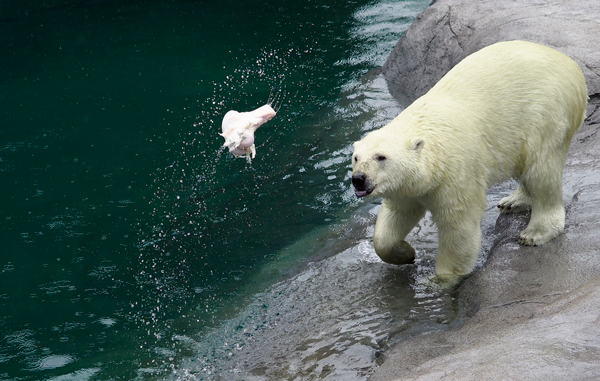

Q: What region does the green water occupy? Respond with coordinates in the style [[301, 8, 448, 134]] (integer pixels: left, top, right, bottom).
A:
[[0, 0, 429, 379]]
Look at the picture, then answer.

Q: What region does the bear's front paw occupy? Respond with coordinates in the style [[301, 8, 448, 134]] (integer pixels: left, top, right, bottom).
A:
[[376, 240, 416, 265]]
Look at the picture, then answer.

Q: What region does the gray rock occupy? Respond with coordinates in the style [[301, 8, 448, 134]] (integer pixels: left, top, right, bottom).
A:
[[382, 0, 600, 103], [373, 0, 600, 380]]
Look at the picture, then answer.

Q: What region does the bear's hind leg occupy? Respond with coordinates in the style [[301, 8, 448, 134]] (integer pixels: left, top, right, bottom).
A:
[[374, 200, 426, 265], [518, 157, 566, 246], [498, 183, 531, 214]]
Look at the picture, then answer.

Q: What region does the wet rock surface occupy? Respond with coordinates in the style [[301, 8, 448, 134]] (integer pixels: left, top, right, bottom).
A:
[[373, 0, 600, 380]]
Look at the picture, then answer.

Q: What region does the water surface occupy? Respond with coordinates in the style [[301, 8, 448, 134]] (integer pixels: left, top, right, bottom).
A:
[[0, 0, 444, 379]]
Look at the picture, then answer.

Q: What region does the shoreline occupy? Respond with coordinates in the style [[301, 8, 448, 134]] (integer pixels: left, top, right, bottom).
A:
[[371, 0, 600, 380]]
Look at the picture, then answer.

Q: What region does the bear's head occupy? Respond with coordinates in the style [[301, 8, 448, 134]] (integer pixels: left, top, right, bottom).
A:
[[351, 128, 427, 199]]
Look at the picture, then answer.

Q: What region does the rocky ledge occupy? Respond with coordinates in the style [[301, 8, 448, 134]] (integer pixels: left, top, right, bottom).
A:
[[372, 0, 600, 380]]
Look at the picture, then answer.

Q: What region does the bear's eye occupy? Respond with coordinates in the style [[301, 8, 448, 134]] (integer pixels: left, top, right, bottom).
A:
[[375, 155, 387, 162], [353, 155, 358, 163]]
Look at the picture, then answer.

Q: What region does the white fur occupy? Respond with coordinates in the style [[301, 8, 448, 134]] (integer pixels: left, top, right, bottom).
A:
[[352, 41, 588, 279]]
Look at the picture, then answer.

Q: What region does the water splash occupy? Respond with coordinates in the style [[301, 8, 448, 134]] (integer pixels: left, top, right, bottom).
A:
[[130, 45, 320, 375], [267, 86, 285, 114]]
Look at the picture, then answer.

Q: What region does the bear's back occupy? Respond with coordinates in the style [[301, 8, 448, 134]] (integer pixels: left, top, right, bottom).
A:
[[433, 41, 585, 104], [397, 40, 588, 186], [413, 41, 585, 142]]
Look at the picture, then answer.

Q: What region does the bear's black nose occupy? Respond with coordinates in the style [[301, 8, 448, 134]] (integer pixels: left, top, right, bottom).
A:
[[352, 172, 367, 190]]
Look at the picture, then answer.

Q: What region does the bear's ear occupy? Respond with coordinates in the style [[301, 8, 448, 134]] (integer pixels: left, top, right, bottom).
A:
[[411, 139, 425, 152]]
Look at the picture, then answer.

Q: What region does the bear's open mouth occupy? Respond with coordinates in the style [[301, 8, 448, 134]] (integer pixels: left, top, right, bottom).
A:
[[354, 188, 373, 198]]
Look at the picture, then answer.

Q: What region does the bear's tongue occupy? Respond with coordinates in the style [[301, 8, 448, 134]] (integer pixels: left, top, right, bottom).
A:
[[355, 190, 369, 198]]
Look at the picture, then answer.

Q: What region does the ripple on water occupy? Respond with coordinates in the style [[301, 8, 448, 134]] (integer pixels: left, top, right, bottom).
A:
[[98, 317, 117, 328], [30, 354, 75, 371], [45, 367, 101, 381]]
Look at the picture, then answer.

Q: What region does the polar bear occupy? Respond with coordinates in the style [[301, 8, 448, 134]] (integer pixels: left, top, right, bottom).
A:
[[351, 40, 587, 281]]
